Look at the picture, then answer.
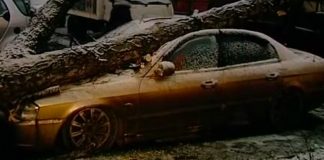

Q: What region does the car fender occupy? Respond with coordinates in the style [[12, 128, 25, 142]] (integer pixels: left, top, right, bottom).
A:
[[55, 99, 116, 135], [61, 99, 117, 120]]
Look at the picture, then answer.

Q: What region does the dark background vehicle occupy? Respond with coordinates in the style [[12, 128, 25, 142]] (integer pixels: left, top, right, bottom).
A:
[[239, 0, 324, 57]]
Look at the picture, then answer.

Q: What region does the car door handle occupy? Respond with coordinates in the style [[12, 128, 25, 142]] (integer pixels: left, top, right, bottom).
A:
[[266, 72, 280, 81], [201, 80, 217, 89]]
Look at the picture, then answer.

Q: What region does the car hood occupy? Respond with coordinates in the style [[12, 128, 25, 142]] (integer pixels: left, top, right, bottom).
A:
[[34, 70, 140, 107]]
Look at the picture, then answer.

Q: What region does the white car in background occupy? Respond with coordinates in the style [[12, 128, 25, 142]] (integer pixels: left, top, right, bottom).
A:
[[0, 0, 30, 49], [30, 0, 47, 11]]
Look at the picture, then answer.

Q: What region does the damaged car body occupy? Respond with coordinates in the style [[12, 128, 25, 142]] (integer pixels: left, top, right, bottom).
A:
[[12, 29, 324, 152]]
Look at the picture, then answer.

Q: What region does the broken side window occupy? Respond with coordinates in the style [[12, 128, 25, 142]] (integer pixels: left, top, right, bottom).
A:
[[218, 34, 277, 67], [165, 35, 218, 71]]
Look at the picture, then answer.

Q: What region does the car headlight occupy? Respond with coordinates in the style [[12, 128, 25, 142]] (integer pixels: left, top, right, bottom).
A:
[[21, 102, 39, 121]]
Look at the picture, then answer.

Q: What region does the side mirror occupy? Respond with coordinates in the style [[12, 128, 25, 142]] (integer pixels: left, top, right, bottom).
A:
[[154, 61, 175, 77]]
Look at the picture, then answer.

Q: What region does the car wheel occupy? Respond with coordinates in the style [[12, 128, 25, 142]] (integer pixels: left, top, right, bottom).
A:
[[62, 108, 118, 151], [269, 90, 304, 130]]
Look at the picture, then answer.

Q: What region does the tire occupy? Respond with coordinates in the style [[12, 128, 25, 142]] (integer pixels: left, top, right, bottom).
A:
[[269, 90, 305, 130], [62, 108, 118, 152]]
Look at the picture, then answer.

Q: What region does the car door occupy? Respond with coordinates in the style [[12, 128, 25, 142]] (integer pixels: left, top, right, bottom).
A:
[[216, 32, 283, 124], [137, 35, 224, 139], [0, 0, 9, 40]]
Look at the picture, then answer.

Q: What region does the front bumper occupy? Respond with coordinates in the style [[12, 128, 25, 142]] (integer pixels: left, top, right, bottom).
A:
[[15, 118, 64, 150]]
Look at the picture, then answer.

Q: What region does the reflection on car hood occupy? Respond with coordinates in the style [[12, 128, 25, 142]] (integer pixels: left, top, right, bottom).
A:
[[35, 70, 139, 107]]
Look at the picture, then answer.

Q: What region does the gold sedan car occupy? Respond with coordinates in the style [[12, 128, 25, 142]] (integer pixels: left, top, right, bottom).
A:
[[14, 29, 324, 151]]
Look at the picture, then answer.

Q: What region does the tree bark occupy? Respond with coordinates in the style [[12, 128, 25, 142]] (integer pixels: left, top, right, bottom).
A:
[[0, 0, 276, 110]]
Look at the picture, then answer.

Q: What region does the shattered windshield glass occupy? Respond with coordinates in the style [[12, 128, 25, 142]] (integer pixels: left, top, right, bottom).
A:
[[218, 34, 277, 67]]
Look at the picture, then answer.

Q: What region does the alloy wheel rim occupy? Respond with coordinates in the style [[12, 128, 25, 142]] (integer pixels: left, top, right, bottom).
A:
[[69, 108, 111, 149]]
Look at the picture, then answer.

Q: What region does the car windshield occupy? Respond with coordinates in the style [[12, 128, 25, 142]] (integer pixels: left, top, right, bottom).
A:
[[13, 0, 29, 16]]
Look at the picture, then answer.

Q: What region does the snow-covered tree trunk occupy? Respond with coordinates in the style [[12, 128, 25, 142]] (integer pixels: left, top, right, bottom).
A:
[[0, 0, 276, 111]]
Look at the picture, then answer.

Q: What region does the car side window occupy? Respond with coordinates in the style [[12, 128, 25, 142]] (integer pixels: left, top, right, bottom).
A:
[[218, 34, 278, 67], [13, 0, 29, 16], [165, 36, 218, 71], [0, 0, 8, 16]]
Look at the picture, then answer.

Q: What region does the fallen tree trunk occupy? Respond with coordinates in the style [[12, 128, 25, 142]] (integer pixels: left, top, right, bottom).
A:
[[0, 0, 276, 110]]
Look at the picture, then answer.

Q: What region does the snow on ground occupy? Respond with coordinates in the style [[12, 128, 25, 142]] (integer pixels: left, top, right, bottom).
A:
[[23, 105, 324, 160], [82, 108, 324, 160]]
